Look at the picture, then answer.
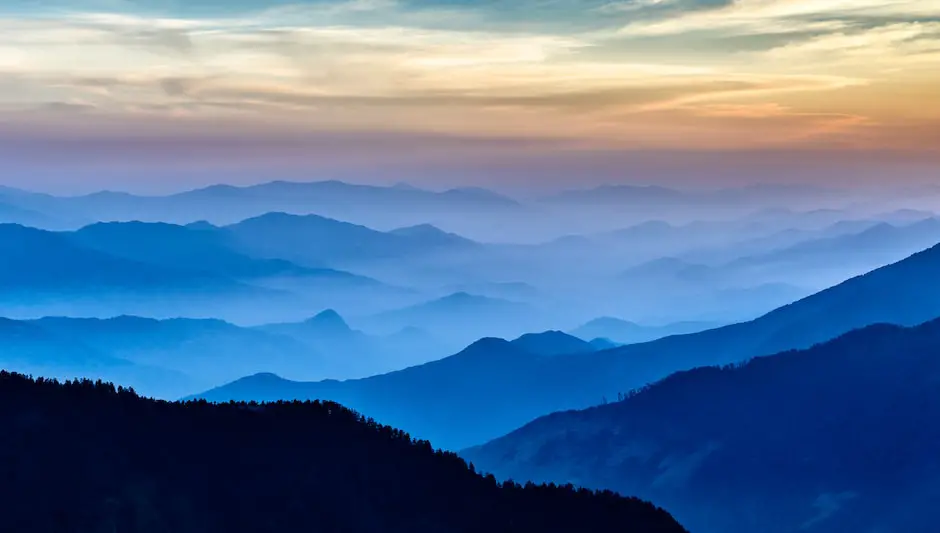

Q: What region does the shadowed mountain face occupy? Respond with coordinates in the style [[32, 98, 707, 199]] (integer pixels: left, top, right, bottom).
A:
[[464, 319, 940, 533], [0, 371, 687, 533], [195, 242, 940, 450]]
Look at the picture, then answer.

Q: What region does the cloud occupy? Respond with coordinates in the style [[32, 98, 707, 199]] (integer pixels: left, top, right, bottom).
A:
[[762, 21, 940, 67], [0, 0, 936, 154], [597, 0, 733, 16], [617, 0, 939, 36]]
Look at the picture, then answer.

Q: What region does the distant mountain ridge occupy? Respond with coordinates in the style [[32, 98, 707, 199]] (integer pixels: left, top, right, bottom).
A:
[[543, 183, 835, 208], [218, 212, 478, 266], [196, 240, 940, 450], [731, 217, 940, 272], [361, 292, 542, 342], [510, 331, 596, 357], [0, 311, 449, 399], [570, 318, 721, 345], [0, 180, 522, 228], [0, 224, 231, 293]]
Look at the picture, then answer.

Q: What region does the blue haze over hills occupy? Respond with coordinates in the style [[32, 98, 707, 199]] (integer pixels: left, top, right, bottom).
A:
[[3, 178, 940, 532]]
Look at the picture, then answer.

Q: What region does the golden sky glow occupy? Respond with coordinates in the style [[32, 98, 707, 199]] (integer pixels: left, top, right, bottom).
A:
[[0, 0, 938, 160]]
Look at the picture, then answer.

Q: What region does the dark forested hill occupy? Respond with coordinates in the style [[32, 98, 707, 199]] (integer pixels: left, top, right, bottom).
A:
[[0, 371, 685, 533], [465, 319, 940, 533]]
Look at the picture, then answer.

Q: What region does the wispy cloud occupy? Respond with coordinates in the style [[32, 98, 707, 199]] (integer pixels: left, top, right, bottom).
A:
[[0, 0, 936, 155]]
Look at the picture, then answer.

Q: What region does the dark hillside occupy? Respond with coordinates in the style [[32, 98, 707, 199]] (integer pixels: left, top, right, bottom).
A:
[[0, 371, 686, 533]]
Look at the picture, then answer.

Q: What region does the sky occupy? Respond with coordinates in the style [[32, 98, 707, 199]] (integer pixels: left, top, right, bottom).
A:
[[0, 0, 938, 192]]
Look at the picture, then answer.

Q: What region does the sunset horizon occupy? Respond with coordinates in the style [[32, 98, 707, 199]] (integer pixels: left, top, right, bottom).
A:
[[0, 0, 937, 191]]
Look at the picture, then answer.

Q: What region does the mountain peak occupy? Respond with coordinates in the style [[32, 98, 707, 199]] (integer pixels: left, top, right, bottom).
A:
[[458, 337, 515, 356], [305, 309, 351, 332], [511, 331, 595, 357]]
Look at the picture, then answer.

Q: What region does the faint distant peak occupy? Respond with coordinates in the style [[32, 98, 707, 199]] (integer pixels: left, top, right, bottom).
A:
[[437, 291, 504, 306], [588, 337, 621, 350], [439, 187, 520, 205], [583, 316, 641, 328], [389, 224, 475, 244], [305, 309, 351, 331], [233, 211, 339, 227], [186, 220, 218, 231], [198, 183, 241, 193], [513, 330, 578, 342], [237, 372, 291, 385], [390, 223, 447, 236], [456, 337, 516, 357], [0, 185, 25, 195], [76, 220, 181, 234], [596, 184, 678, 194], [547, 234, 594, 246], [511, 330, 595, 357], [391, 182, 423, 191], [620, 256, 708, 279], [610, 220, 676, 236], [908, 216, 940, 229], [852, 222, 900, 239], [548, 184, 684, 203], [443, 186, 497, 195], [632, 219, 675, 230], [78, 189, 137, 199]]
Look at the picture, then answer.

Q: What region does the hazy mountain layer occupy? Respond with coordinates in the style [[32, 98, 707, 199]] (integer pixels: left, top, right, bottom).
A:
[[0, 313, 449, 399], [196, 241, 940, 450]]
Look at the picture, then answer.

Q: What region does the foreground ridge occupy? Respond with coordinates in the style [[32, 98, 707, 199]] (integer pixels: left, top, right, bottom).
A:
[[0, 371, 686, 533]]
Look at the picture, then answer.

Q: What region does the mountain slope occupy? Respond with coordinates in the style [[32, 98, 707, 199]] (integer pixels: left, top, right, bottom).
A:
[[195, 242, 940, 450], [0, 222, 411, 321], [67, 221, 317, 278], [220, 212, 478, 267], [0, 371, 686, 533], [259, 310, 450, 377], [194, 338, 555, 449], [464, 319, 940, 533], [570, 318, 720, 345], [363, 292, 540, 342], [511, 331, 595, 356], [0, 224, 220, 293], [25, 316, 319, 391], [39, 180, 521, 227], [731, 218, 940, 273], [0, 318, 190, 398]]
